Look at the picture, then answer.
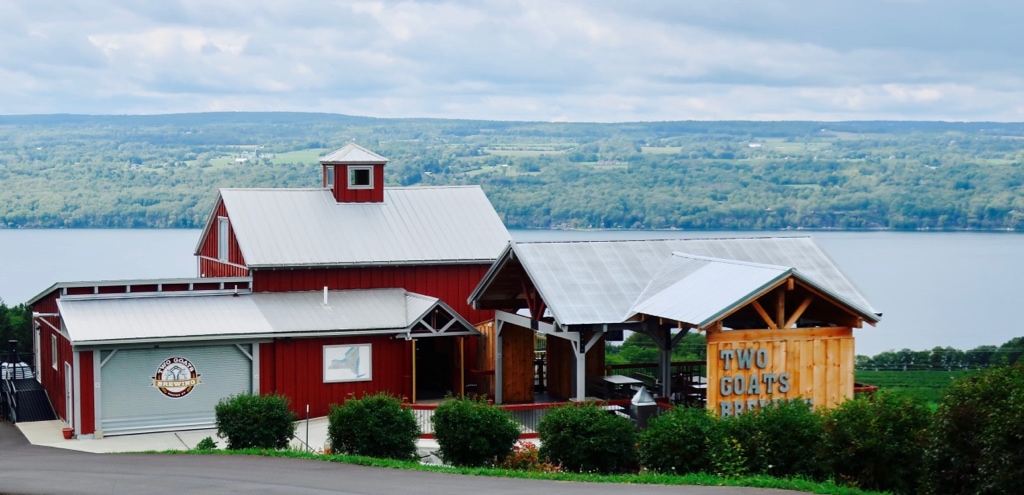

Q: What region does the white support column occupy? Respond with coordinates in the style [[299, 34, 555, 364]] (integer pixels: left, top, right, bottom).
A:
[[574, 339, 586, 401], [71, 351, 81, 437], [93, 351, 102, 439], [494, 319, 504, 404]]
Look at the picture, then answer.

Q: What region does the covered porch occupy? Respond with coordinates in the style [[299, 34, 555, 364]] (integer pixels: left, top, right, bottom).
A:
[[469, 239, 880, 409]]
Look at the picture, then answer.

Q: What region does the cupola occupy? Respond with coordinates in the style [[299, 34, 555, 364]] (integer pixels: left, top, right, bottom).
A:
[[320, 143, 388, 203]]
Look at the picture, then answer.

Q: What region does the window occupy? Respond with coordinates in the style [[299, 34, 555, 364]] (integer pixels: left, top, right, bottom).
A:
[[326, 166, 334, 187], [348, 166, 373, 189], [51, 335, 57, 370], [218, 217, 229, 261]]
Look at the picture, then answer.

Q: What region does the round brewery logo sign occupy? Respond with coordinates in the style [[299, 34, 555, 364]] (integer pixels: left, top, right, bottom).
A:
[[152, 357, 202, 398]]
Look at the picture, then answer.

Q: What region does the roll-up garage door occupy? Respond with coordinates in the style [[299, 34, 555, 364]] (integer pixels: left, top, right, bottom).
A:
[[100, 344, 253, 435]]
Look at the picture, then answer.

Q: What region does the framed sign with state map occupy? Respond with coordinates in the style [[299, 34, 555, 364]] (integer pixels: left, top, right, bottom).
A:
[[323, 344, 372, 383]]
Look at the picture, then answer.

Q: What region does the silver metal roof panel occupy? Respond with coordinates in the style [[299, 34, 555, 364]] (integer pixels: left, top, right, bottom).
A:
[[509, 237, 878, 326], [56, 288, 476, 345], [320, 143, 388, 164], [628, 254, 791, 327], [58, 293, 274, 344], [252, 289, 409, 332], [220, 186, 511, 267]]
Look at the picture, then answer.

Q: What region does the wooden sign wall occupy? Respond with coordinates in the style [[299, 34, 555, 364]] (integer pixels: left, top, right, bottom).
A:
[[706, 327, 854, 416]]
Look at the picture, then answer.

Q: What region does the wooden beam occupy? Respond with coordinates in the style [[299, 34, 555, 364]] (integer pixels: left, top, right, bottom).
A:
[[775, 290, 786, 329], [706, 326, 852, 343], [784, 295, 814, 329], [751, 300, 778, 330], [787, 278, 795, 291]]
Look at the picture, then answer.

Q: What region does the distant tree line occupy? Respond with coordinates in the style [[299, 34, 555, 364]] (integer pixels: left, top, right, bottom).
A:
[[3, 113, 1024, 230], [0, 300, 32, 361], [856, 337, 1024, 370]]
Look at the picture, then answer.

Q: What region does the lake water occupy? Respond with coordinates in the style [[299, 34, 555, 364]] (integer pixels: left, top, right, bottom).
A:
[[1, 228, 1022, 356]]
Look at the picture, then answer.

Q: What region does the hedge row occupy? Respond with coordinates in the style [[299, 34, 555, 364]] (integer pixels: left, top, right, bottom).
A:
[[211, 365, 1023, 495]]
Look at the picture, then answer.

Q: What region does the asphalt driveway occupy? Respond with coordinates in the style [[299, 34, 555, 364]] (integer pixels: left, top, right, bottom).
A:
[[0, 422, 798, 495]]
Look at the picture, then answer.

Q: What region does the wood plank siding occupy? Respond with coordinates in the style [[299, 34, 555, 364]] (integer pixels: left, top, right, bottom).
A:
[[252, 264, 494, 325], [499, 323, 534, 403], [705, 327, 854, 416], [196, 200, 249, 278], [331, 164, 385, 203], [34, 292, 74, 427], [259, 334, 410, 418]]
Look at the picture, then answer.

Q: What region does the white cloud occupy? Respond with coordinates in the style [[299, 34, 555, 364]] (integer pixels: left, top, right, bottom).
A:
[[2, 0, 1023, 121]]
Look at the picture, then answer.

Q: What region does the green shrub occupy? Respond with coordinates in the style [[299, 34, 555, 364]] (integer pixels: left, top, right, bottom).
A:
[[638, 405, 720, 474], [821, 391, 931, 495], [327, 393, 420, 460], [923, 364, 1024, 495], [194, 436, 217, 451], [538, 404, 638, 474], [722, 399, 823, 479], [215, 393, 297, 450], [431, 396, 520, 467]]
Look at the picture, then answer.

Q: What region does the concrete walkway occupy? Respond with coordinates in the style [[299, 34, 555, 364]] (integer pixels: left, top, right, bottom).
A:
[[17, 417, 442, 456]]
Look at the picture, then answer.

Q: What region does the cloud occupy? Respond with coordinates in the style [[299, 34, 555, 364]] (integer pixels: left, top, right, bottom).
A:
[[2, 0, 1023, 121]]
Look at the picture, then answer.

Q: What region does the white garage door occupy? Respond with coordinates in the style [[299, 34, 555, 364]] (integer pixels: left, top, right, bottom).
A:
[[100, 345, 253, 435]]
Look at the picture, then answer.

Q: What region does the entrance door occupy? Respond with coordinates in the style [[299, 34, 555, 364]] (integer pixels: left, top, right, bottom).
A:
[[64, 362, 73, 429], [414, 338, 457, 401]]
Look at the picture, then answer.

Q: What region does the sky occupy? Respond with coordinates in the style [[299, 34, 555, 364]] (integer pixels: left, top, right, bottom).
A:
[[3, 0, 1023, 122]]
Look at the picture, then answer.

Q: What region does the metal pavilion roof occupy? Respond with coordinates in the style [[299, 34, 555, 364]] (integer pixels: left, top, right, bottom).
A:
[[320, 143, 388, 164], [215, 186, 511, 268], [627, 254, 793, 327], [57, 288, 478, 346], [475, 237, 879, 326]]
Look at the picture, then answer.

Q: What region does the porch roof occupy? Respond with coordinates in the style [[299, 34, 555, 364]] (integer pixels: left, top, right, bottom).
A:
[[58, 288, 479, 345], [470, 237, 880, 327]]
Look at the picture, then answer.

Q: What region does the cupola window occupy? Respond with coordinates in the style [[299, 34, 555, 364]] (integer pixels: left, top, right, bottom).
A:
[[348, 166, 373, 189]]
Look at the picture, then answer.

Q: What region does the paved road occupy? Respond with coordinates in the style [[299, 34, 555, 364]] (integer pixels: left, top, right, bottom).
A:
[[0, 422, 796, 495]]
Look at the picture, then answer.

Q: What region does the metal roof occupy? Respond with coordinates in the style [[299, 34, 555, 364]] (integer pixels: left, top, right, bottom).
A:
[[57, 288, 476, 345], [217, 186, 511, 268], [490, 237, 878, 326], [628, 254, 792, 327], [320, 143, 388, 164]]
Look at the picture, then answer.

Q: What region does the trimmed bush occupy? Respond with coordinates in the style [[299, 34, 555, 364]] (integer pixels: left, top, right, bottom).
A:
[[638, 405, 721, 474], [923, 364, 1024, 495], [819, 393, 933, 493], [538, 404, 638, 474], [215, 393, 297, 450], [821, 391, 930, 495], [722, 399, 823, 479], [432, 396, 520, 467], [327, 393, 420, 460]]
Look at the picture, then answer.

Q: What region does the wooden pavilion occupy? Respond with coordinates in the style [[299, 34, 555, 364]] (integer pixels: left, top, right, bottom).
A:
[[469, 238, 881, 415]]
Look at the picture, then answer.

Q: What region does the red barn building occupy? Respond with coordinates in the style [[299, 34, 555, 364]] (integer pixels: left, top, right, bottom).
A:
[[29, 144, 510, 437]]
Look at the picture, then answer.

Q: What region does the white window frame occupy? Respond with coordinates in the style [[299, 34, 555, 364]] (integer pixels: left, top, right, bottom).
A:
[[326, 166, 335, 187], [51, 334, 57, 370], [217, 217, 229, 261], [348, 166, 374, 190]]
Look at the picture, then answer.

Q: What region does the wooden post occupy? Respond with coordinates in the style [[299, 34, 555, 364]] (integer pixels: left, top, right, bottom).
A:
[[411, 339, 417, 404], [459, 336, 465, 398]]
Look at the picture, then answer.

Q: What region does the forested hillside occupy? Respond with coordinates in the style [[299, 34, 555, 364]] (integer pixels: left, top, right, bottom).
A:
[[2, 113, 1024, 230]]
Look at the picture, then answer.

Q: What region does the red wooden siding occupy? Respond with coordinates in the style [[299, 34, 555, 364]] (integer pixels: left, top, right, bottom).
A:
[[260, 335, 410, 418], [331, 164, 385, 203], [34, 292, 72, 424], [252, 264, 493, 324], [79, 350, 94, 435], [197, 199, 249, 278]]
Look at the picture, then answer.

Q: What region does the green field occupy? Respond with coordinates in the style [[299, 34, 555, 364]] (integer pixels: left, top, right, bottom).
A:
[[855, 370, 977, 406], [268, 148, 329, 164]]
